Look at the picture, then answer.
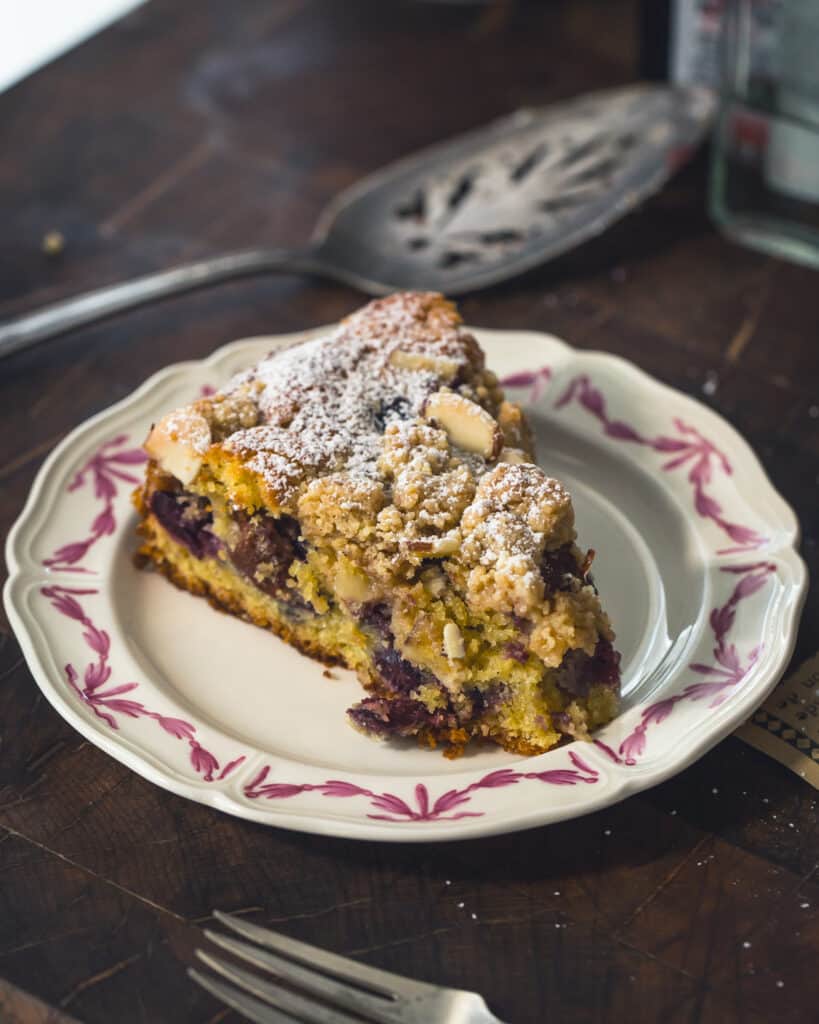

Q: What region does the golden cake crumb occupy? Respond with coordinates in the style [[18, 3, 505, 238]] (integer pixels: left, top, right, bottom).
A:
[[134, 292, 620, 756]]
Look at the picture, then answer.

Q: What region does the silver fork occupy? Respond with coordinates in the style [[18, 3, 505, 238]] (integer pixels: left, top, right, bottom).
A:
[[190, 910, 506, 1024]]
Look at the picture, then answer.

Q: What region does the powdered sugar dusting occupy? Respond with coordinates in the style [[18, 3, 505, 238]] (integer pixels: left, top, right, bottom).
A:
[[223, 294, 473, 496], [148, 294, 585, 624], [163, 409, 211, 454], [227, 332, 436, 489]]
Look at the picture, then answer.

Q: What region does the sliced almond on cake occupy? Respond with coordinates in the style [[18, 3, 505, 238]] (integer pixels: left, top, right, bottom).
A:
[[423, 391, 502, 459], [443, 622, 466, 660], [389, 348, 460, 379], [406, 531, 460, 556], [498, 447, 530, 465], [144, 410, 211, 485]]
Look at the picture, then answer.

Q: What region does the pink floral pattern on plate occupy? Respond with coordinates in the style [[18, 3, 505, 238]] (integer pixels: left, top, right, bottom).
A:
[[553, 375, 767, 553], [41, 584, 245, 783], [501, 368, 777, 768], [244, 750, 599, 822], [501, 370, 766, 554], [43, 435, 147, 573], [595, 561, 776, 765], [500, 366, 552, 403], [23, 361, 792, 828]]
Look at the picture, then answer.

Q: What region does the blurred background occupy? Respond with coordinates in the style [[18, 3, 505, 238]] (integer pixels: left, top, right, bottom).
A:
[[3, 0, 818, 325], [2, 7, 819, 1023]]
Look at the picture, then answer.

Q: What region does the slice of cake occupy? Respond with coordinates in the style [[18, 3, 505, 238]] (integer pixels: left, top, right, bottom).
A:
[[134, 293, 620, 756]]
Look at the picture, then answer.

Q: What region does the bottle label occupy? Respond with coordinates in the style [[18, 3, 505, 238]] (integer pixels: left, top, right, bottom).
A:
[[670, 0, 783, 89], [670, 0, 725, 87]]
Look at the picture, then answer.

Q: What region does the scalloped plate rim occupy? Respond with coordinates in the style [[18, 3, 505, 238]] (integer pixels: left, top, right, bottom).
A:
[[3, 325, 808, 842]]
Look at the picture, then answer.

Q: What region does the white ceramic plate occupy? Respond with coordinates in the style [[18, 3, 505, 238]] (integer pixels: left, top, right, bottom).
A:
[[4, 327, 807, 841]]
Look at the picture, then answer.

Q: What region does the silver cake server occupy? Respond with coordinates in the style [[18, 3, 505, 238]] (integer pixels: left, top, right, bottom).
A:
[[0, 84, 714, 359]]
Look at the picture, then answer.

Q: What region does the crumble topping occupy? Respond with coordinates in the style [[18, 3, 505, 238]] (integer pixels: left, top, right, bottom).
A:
[[136, 291, 620, 757], [147, 292, 588, 621], [221, 293, 480, 498]]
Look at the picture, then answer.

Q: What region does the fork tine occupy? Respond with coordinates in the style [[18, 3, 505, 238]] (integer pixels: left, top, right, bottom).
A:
[[213, 911, 431, 998], [188, 967, 298, 1024], [203, 931, 403, 1023], [196, 950, 368, 1024]]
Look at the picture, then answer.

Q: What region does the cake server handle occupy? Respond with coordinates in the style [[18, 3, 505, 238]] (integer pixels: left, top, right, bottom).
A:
[[0, 246, 324, 360]]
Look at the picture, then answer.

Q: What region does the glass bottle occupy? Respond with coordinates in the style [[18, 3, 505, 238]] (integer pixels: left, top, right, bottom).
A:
[[709, 0, 819, 269]]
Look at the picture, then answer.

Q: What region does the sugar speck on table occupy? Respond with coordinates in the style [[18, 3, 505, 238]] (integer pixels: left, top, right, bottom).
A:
[[702, 372, 719, 396]]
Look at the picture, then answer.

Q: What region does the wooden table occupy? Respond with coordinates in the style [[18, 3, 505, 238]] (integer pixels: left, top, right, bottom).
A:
[[2, 1, 818, 1021]]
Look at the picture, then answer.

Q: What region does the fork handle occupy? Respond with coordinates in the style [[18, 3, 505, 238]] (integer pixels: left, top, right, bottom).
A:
[[0, 246, 323, 359]]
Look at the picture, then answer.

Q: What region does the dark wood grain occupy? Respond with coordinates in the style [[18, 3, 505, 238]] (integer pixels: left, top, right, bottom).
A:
[[1, 1, 818, 1022]]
